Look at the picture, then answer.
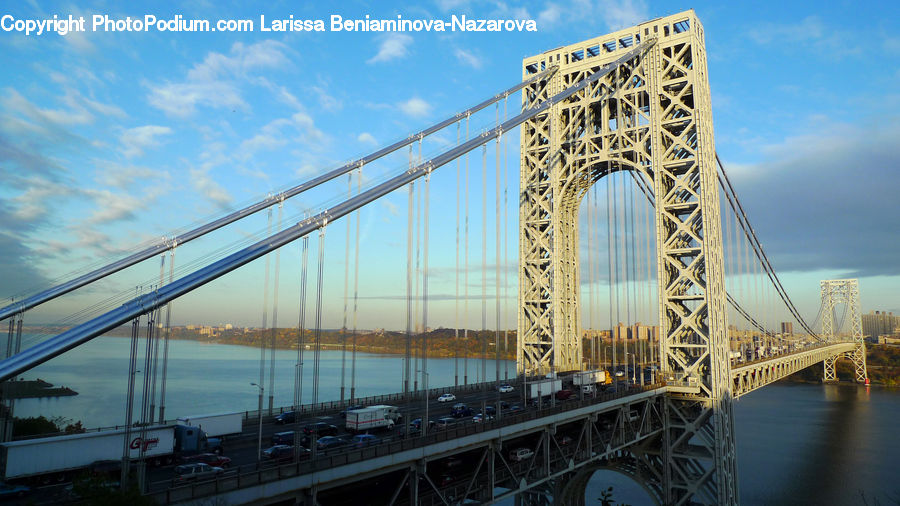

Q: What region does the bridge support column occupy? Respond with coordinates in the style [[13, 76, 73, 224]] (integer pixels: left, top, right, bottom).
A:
[[821, 279, 868, 383], [518, 10, 736, 504]]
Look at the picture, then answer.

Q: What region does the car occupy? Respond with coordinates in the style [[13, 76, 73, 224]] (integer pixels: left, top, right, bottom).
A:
[[275, 411, 298, 424], [483, 405, 497, 416], [555, 389, 574, 400], [340, 405, 365, 418], [451, 403, 474, 418], [508, 404, 523, 412], [472, 413, 495, 423], [558, 435, 574, 446], [498, 384, 514, 393], [179, 453, 232, 467], [351, 434, 378, 447], [316, 436, 348, 451], [303, 422, 339, 436], [173, 463, 224, 483], [0, 481, 30, 499], [434, 417, 456, 430], [509, 447, 534, 462], [263, 444, 294, 462], [271, 431, 295, 446], [437, 393, 456, 403]]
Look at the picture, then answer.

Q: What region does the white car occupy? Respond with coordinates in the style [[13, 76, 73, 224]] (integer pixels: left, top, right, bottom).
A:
[[437, 393, 456, 403], [498, 384, 514, 393]]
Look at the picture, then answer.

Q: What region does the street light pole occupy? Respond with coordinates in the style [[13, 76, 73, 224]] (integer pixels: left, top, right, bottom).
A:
[[251, 382, 264, 463]]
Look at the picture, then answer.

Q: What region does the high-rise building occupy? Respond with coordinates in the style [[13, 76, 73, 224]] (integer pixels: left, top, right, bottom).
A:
[[612, 323, 659, 342], [862, 311, 900, 340], [780, 322, 793, 336]]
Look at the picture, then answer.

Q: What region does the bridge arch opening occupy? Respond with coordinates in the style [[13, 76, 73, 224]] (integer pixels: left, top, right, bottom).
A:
[[574, 162, 660, 378]]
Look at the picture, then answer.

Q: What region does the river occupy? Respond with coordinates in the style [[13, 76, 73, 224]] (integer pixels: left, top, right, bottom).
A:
[[14, 337, 899, 504]]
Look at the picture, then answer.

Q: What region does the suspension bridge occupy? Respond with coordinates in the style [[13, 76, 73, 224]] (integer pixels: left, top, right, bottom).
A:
[[0, 10, 869, 506]]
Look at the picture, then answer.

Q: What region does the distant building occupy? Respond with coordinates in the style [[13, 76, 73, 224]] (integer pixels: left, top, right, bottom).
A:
[[862, 311, 900, 340], [780, 322, 793, 336], [612, 322, 659, 342], [224, 323, 233, 330]]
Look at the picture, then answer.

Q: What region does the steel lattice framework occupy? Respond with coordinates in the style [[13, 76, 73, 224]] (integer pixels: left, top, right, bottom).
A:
[[821, 279, 868, 382], [517, 10, 737, 505]]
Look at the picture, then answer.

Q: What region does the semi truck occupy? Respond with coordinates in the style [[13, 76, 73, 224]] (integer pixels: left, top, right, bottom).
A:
[[345, 405, 401, 432], [176, 411, 242, 437], [1, 424, 220, 485], [572, 370, 608, 386], [528, 378, 562, 398]]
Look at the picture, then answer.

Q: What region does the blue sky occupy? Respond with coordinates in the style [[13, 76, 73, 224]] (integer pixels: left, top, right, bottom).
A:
[[1, 0, 899, 332]]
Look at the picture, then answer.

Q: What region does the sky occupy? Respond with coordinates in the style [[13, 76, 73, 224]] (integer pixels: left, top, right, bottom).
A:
[[1, 0, 899, 333]]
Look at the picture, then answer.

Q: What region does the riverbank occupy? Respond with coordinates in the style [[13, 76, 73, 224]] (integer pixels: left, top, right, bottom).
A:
[[88, 325, 519, 361], [1, 379, 78, 399]]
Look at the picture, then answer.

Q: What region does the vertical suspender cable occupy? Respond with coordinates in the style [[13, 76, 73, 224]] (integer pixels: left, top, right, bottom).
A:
[[587, 182, 596, 368], [593, 183, 601, 368], [422, 146, 430, 398], [296, 231, 309, 413], [414, 156, 421, 392], [294, 230, 309, 463], [312, 228, 326, 408], [455, 121, 461, 387], [268, 202, 283, 413], [464, 115, 470, 385], [644, 174, 654, 370], [158, 246, 175, 423], [481, 143, 488, 385], [405, 179, 414, 396], [148, 255, 164, 422], [502, 96, 510, 380], [259, 208, 272, 413], [607, 168, 616, 377], [121, 310, 140, 486], [495, 135, 502, 383], [351, 169, 361, 401], [341, 173, 352, 403]]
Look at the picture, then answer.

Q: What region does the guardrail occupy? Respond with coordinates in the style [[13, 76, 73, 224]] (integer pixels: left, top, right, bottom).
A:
[[149, 383, 664, 504]]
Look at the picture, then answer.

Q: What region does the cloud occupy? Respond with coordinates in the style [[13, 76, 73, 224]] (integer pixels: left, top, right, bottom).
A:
[[595, 0, 648, 30], [189, 168, 233, 208], [726, 120, 900, 277], [537, 3, 562, 27], [146, 40, 291, 117], [94, 161, 161, 188], [454, 48, 483, 69], [399, 97, 432, 118], [747, 16, 861, 58], [238, 112, 327, 160], [357, 132, 377, 145], [120, 125, 173, 158], [367, 34, 413, 64]]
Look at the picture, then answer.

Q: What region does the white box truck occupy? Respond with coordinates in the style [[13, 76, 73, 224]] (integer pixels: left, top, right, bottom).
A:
[[346, 406, 397, 432], [572, 370, 607, 386], [528, 378, 562, 398], [2, 424, 220, 484], [176, 411, 242, 437]]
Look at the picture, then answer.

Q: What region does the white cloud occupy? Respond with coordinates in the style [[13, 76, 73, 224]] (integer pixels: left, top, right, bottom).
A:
[[146, 40, 291, 117], [94, 161, 161, 188], [537, 3, 562, 27], [120, 125, 173, 158], [399, 97, 432, 118], [367, 34, 413, 64], [596, 0, 648, 30], [189, 168, 233, 208], [357, 132, 377, 145], [454, 48, 483, 69], [238, 112, 327, 160], [747, 16, 861, 58]]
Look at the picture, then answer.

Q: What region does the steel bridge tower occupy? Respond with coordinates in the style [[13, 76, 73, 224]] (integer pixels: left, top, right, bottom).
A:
[[517, 10, 738, 505], [821, 279, 868, 382]]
